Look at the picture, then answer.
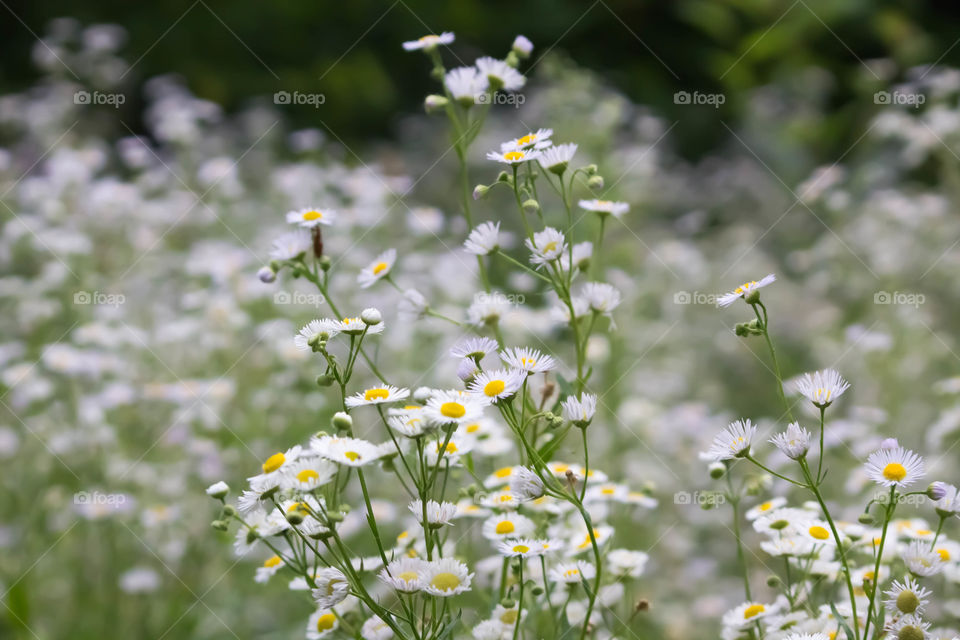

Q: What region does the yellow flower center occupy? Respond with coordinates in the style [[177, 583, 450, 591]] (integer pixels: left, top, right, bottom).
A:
[[495, 521, 515, 534], [759, 502, 773, 511], [302, 210, 322, 221], [296, 469, 320, 482], [512, 544, 529, 553], [601, 487, 616, 495], [809, 526, 830, 540], [500, 609, 519, 624], [938, 548, 951, 561], [262, 452, 285, 473], [398, 571, 419, 582], [494, 467, 513, 478], [734, 281, 758, 294], [263, 555, 282, 568], [503, 151, 524, 162], [883, 462, 907, 482], [287, 501, 309, 514], [372, 261, 389, 275], [316, 613, 337, 631], [440, 402, 466, 418], [365, 388, 390, 401], [484, 380, 506, 397], [430, 572, 461, 591], [542, 241, 557, 253], [466, 423, 481, 433], [597, 200, 612, 206], [516, 134, 536, 146], [397, 531, 409, 540], [743, 604, 765, 619], [553, 464, 569, 473], [344, 450, 361, 462], [441, 442, 458, 455], [564, 568, 580, 578]]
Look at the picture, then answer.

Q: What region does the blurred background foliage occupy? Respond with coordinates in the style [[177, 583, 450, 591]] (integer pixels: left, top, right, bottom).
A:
[[3, 0, 960, 159]]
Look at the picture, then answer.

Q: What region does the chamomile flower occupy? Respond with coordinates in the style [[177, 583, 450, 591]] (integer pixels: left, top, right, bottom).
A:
[[501, 128, 553, 151], [379, 558, 426, 593], [286, 207, 336, 228], [464, 221, 503, 256], [251, 445, 302, 481], [294, 319, 340, 351], [886, 614, 930, 639], [770, 422, 812, 460], [358, 249, 397, 289], [450, 336, 500, 360], [607, 549, 649, 578], [933, 482, 960, 515], [500, 347, 556, 374], [486, 148, 541, 165], [479, 490, 521, 510], [792, 369, 851, 408], [581, 282, 621, 315], [524, 227, 566, 266], [558, 241, 593, 272], [475, 57, 525, 91], [549, 561, 596, 584], [280, 457, 338, 492], [311, 568, 349, 609], [468, 368, 524, 402], [865, 446, 925, 488], [423, 389, 488, 426], [254, 555, 285, 583], [402, 32, 454, 51], [902, 540, 944, 576], [802, 521, 837, 546], [337, 316, 385, 335], [717, 274, 776, 307], [306, 607, 340, 639], [387, 413, 428, 438], [482, 513, 535, 540], [425, 435, 473, 466], [445, 67, 488, 104], [313, 435, 384, 467], [578, 199, 629, 218], [706, 419, 757, 461], [497, 538, 545, 558], [884, 576, 931, 615], [409, 499, 458, 527], [345, 384, 410, 408], [421, 558, 473, 597], [511, 466, 545, 501], [539, 142, 577, 173], [746, 498, 788, 520], [561, 393, 597, 426], [722, 602, 776, 629], [512, 35, 533, 57], [268, 230, 312, 261]]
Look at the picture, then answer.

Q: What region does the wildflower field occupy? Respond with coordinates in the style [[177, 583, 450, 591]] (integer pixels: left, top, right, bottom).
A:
[[4, 4, 960, 640]]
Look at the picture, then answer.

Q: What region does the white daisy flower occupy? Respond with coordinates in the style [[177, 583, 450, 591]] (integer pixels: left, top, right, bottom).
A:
[[886, 614, 930, 639], [313, 435, 384, 467], [500, 346, 556, 374], [478, 490, 521, 510], [337, 316, 385, 335], [561, 393, 597, 426], [481, 513, 536, 540], [475, 56, 525, 91], [254, 554, 285, 583], [268, 230, 312, 261], [706, 419, 757, 461], [568, 525, 614, 554], [464, 221, 502, 256], [549, 561, 596, 584], [252, 445, 302, 479], [539, 142, 577, 173], [578, 199, 629, 218], [402, 32, 454, 51], [512, 35, 533, 57], [759, 537, 813, 558], [445, 66, 488, 104], [280, 457, 338, 492], [206, 481, 229, 499], [486, 148, 541, 165], [581, 282, 621, 315], [421, 558, 474, 597], [497, 538, 545, 558], [398, 289, 429, 318], [358, 249, 397, 289], [467, 293, 511, 326], [801, 521, 837, 546], [423, 389, 488, 426], [306, 607, 339, 639], [501, 128, 553, 151], [311, 568, 349, 609], [424, 435, 473, 466], [450, 336, 500, 360], [409, 499, 458, 527], [864, 446, 924, 488], [745, 497, 788, 520], [607, 549, 649, 578], [379, 557, 426, 593], [286, 207, 336, 228], [360, 616, 392, 640], [558, 241, 593, 272], [934, 482, 960, 515], [345, 384, 410, 408], [791, 369, 851, 408], [717, 274, 776, 307], [902, 539, 944, 576], [524, 227, 566, 267], [511, 466, 545, 501], [386, 413, 428, 438], [770, 422, 812, 460], [468, 368, 525, 402], [884, 576, 931, 615], [294, 319, 340, 351], [721, 602, 776, 630]]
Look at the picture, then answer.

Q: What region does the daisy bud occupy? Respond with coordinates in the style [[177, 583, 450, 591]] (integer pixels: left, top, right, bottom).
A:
[[332, 411, 353, 432], [222, 505, 237, 517], [766, 575, 782, 588], [927, 481, 948, 501], [318, 255, 332, 271], [522, 199, 540, 214], [286, 510, 304, 525], [206, 481, 229, 499], [316, 374, 335, 387], [327, 511, 344, 523], [585, 164, 598, 174], [456, 357, 480, 383], [473, 184, 489, 200], [424, 94, 449, 114], [512, 35, 533, 59], [500, 598, 516, 609], [211, 520, 228, 531], [531, 586, 544, 596], [635, 599, 650, 612], [257, 266, 276, 283], [505, 51, 521, 68], [858, 513, 875, 525], [587, 175, 604, 190], [361, 308, 382, 325], [497, 171, 511, 183], [743, 288, 762, 304], [269, 260, 281, 272], [708, 462, 726, 479]]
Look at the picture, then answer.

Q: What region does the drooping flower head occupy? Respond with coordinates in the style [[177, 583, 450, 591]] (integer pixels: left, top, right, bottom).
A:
[[717, 274, 776, 308]]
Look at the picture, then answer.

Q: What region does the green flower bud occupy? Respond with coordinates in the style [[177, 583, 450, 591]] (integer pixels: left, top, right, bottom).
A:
[[473, 184, 489, 200], [587, 175, 604, 190], [522, 199, 540, 214], [766, 575, 782, 588], [709, 462, 726, 479], [858, 513, 875, 525], [332, 411, 352, 432], [211, 520, 228, 531], [318, 255, 332, 272], [424, 95, 449, 114], [316, 374, 335, 387], [221, 505, 237, 518], [500, 598, 516, 609]]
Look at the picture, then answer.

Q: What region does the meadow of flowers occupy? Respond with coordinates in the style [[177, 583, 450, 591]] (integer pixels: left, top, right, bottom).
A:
[[4, 17, 960, 640]]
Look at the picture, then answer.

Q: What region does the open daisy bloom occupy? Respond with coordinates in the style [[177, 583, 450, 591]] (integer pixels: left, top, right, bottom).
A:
[[486, 147, 541, 165], [791, 368, 850, 408], [706, 419, 757, 461], [717, 273, 776, 307], [286, 207, 336, 228], [358, 248, 397, 288], [864, 446, 924, 488], [345, 384, 410, 408], [578, 199, 629, 218], [402, 32, 455, 51]]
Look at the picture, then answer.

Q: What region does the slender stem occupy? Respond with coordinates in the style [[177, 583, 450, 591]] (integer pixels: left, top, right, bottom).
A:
[[816, 406, 826, 485], [863, 486, 896, 640], [753, 302, 794, 422], [725, 472, 751, 600], [512, 560, 524, 640]]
